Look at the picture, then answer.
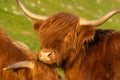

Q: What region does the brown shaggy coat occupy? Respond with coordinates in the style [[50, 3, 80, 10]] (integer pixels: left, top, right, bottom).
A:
[[34, 12, 120, 80], [0, 28, 61, 80]]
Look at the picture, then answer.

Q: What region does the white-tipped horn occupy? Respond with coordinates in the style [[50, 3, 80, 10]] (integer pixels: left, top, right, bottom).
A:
[[16, 0, 47, 20], [3, 61, 35, 70], [80, 9, 120, 27]]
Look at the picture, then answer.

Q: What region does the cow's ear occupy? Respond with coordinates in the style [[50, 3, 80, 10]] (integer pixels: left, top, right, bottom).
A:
[[82, 26, 94, 42], [77, 25, 95, 42], [33, 20, 43, 33]]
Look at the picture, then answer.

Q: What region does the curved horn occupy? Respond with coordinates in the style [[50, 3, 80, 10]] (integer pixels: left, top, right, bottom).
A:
[[16, 0, 47, 20], [80, 9, 120, 27], [3, 61, 35, 70]]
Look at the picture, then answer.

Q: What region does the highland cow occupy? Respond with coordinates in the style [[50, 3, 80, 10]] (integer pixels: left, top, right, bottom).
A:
[[0, 28, 61, 80], [16, 0, 120, 80]]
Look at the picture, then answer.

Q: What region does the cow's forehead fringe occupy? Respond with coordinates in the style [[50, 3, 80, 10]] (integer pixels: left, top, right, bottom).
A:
[[38, 12, 79, 46]]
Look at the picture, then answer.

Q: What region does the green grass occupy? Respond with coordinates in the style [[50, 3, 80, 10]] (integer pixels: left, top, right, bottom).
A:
[[0, 0, 120, 80]]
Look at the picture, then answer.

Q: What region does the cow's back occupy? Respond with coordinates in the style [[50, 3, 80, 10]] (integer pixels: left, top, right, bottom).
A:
[[0, 29, 30, 80], [84, 29, 120, 80]]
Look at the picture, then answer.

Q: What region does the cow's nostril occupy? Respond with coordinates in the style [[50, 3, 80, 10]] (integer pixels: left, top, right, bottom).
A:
[[47, 52, 51, 58]]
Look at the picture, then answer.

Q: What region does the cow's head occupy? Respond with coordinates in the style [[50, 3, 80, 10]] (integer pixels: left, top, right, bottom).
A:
[[17, 0, 120, 66], [3, 60, 61, 80]]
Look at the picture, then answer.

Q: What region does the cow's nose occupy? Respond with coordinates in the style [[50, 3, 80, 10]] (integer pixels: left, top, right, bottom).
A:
[[47, 52, 52, 58], [39, 51, 52, 61], [46, 52, 52, 58]]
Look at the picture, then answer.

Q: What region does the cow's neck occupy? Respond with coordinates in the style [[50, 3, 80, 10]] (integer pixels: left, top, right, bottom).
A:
[[61, 44, 86, 79], [63, 50, 85, 80], [62, 29, 114, 80]]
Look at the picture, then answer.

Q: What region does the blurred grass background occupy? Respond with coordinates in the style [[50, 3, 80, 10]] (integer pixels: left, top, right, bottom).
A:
[[0, 0, 120, 80]]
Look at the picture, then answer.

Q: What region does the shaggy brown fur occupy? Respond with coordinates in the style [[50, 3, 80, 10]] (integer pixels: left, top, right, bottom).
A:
[[0, 28, 61, 80], [34, 12, 120, 80]]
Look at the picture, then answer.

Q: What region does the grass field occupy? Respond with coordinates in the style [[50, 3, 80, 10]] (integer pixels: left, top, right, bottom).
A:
[[0, 0, 120, 80]]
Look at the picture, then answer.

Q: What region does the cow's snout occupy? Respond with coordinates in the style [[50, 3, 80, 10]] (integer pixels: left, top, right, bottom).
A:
[[39, 51, 51, 61], [39, 49, 54, 64]]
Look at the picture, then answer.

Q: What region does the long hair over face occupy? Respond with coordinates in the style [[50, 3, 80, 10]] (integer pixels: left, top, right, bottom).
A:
[[35, 12, 95, 67], [37, 12, 80, 66], [38, 12, 79, 47]]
